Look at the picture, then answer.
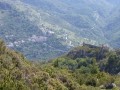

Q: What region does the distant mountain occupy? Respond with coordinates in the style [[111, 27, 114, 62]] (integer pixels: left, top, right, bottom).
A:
[[21, 0, 110, 41], [0, 0, 69, 60], [0, 0, 120, 60], [104, 1, 120, 48], [106, 0, 120, 5]]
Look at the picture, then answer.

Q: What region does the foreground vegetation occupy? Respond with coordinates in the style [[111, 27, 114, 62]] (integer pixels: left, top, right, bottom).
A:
[[0, 40, 120, 90]]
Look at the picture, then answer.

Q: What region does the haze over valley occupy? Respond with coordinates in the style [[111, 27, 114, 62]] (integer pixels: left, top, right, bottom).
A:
[[0, 0, 120, 60]]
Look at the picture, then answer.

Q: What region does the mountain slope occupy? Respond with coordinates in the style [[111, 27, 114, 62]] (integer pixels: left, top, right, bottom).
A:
[[22, 0, 109, 41], [0, 0, 120, 60], [0, 39, 120, 89], [21, 0, 120, 48], [0, 0, 70, 60], [0, 40, 74, 90]]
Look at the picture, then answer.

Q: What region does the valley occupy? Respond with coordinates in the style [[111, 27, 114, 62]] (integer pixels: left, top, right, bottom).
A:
[[0, 0, 120, 90], [0, 0, 120, 60]]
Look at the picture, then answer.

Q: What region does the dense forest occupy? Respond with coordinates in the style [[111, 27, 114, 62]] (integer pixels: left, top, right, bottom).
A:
[[0, 40, 120, 90]]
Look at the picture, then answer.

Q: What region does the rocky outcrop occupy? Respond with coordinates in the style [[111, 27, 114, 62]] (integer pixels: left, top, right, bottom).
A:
[[67, 43, 109, 60]]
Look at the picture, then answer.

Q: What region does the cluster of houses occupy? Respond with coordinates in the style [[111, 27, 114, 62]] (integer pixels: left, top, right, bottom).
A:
[[7, 34, 48, 47]]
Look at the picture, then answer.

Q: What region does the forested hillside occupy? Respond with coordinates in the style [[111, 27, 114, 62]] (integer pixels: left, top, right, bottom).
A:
[[0, 0, 69, 60], [0, 0, 120, 60], [0, 40, 120, 90]]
